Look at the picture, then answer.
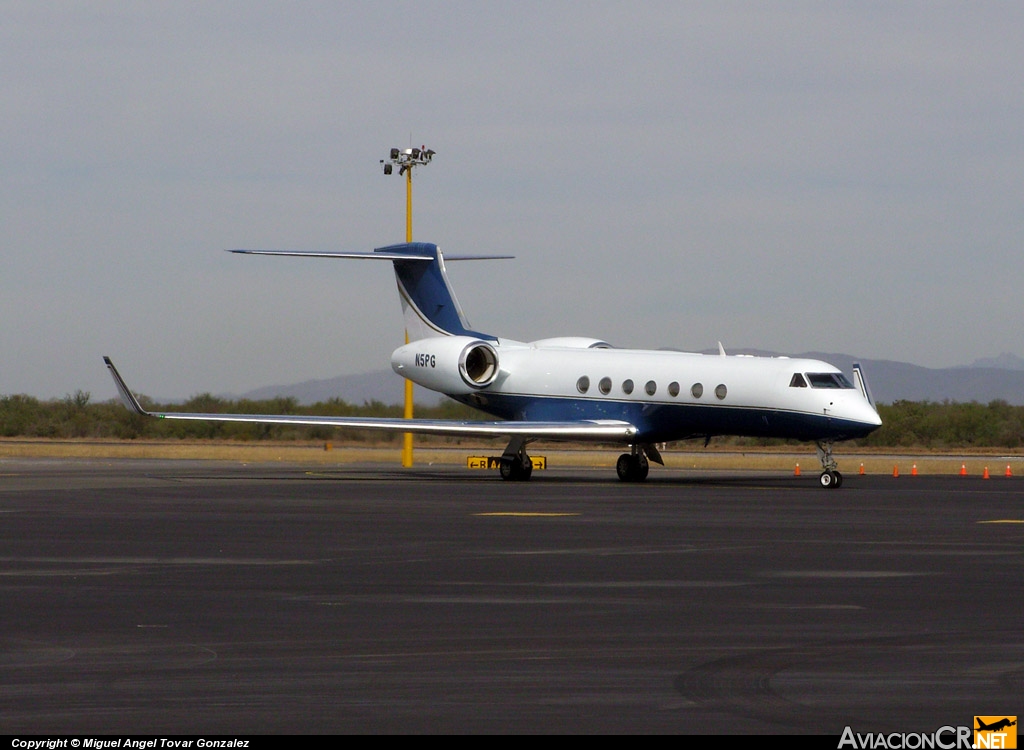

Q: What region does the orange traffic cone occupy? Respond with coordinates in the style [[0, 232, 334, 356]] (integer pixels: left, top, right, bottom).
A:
[[960, 463, 967, 476], [1006, 465, 1013, 478], [859, 463, 865, 475], [892, 465, 899, 478], [794, 463, 801, 476], [982, 466, 990, 480], [911, 464, 918, 476]]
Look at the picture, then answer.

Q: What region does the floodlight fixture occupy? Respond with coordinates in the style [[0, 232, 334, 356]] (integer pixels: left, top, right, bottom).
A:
[[382, 144, 436, 175]]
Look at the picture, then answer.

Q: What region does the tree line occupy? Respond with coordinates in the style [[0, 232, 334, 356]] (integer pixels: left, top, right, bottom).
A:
[[0, 391, 482, 443], [1, 392, 1022, 449]]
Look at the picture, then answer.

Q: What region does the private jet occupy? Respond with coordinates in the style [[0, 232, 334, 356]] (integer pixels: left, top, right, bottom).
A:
[[104, 242, 881, 486]]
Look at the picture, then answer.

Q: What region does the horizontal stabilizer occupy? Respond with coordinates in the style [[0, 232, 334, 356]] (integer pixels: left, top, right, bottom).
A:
[[228, 249, 513, 261], [229, 249, 434, 261]]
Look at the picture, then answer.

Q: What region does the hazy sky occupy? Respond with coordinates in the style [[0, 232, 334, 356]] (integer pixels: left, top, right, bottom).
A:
[[4, 3, 1023, 401]]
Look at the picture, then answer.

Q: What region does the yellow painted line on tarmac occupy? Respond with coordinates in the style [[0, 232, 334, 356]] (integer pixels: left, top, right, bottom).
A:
[[475, 512, 580, 517], [977, 520, 1024, 524]]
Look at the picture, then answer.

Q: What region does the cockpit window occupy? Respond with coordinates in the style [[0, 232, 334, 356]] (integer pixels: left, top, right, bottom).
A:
[[806, 372, 855, 389], [789, 373, 808, 388]]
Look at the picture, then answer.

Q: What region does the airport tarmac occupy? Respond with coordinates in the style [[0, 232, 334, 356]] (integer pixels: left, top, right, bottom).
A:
[[1, 458, 1021, 734]]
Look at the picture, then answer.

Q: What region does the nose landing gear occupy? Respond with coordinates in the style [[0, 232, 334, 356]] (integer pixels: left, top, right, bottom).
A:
[[816, 440, 843, 489]]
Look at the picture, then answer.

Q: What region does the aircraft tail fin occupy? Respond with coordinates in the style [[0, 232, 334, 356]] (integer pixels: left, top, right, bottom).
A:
[[230, 243, 510, 342], [378, 242, 499, 342]]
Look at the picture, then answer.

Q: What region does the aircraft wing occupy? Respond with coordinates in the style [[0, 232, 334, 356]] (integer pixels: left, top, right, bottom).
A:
[[103, 358, 637, 443]]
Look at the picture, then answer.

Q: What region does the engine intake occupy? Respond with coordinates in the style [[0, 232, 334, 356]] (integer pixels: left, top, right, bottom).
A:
[[391, 336, 501, 394], [461, 342, 498, 387]]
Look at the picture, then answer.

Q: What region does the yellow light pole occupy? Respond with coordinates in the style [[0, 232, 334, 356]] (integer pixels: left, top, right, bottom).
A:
[[402, 162, 413, 468], [382, 145, 435, 467]]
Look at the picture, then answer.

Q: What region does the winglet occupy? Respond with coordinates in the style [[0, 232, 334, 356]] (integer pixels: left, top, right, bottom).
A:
[[103, 357, 151, 416], [851, 362, 876, 409]]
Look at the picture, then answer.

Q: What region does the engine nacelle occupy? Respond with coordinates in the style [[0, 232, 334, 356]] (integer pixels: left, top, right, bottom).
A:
[[528, 337, 612, 349], [391, 336, 500, 394]]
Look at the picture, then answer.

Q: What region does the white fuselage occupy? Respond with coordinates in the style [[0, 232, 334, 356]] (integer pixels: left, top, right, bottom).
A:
[[392, 337, 882, 443]]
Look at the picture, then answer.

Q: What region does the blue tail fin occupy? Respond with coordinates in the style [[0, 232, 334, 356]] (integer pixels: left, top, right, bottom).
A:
[[229, 242, 507, 342], [376, 242, 496, 342]]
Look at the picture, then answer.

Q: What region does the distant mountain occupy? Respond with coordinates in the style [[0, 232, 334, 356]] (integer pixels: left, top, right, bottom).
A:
[[240, 371, 445, 406], [970, 353, 1024, 371], [240, 353, 1024, 406]]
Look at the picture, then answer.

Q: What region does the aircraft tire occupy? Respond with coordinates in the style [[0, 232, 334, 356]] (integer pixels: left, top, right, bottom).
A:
[[819, 471, 834, 488], [832, 470, 843, 488], [500, 456, 533, 481], [636, 454, 649, 481], [616, 454, 649, 482], [616, 454, 632, 481], [520, 457, 533, 481]]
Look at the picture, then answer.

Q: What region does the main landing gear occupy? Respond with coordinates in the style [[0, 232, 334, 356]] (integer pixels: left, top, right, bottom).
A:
[[616, 444, 663, 482], [499, 437, 533, 482], [816, 440, 843, 489], [616, 452, 648, 482]]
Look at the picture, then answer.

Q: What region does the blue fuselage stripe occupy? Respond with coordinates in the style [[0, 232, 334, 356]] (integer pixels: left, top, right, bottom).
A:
[[449, 392, 877, 442]]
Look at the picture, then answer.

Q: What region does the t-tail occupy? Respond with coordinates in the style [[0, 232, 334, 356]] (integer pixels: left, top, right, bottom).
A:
[[229, 242, 509, 342], [379, 243, 498, 342]]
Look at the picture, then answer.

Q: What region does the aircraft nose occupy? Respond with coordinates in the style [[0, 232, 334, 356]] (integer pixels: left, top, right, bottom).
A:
[[830, 393, 881, 432], [850, 397, 882, 428]]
